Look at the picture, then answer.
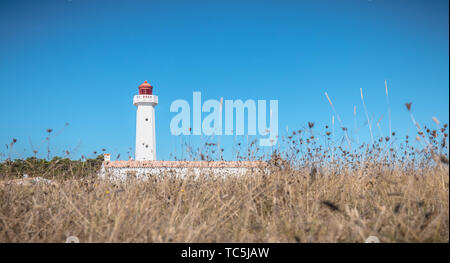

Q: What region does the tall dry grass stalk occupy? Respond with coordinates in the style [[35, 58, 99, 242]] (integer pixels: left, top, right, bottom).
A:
[[354, 105, 359, 145], [324, 92, 351, 148], [406, 103, 433, 150], [360, 88, 374, 145], [385, 80, 392, 137]]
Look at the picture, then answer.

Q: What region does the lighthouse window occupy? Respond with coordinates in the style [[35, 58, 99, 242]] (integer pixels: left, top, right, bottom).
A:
[[145, 118, 148, 121], [145, 145, 149, 148]]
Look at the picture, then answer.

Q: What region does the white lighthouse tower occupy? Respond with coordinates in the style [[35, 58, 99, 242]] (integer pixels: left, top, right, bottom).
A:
[[133, 80, 158, 161]]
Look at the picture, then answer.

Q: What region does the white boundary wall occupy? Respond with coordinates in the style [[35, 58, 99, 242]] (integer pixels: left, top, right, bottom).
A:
[[99, 166, 269, 180]]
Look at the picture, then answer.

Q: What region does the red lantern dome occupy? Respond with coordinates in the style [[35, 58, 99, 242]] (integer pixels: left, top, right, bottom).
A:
[[138, 80, 153, 95]]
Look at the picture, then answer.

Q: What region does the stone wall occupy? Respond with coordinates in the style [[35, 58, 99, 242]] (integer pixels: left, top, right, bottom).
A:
[[99, 160, 269, 180]]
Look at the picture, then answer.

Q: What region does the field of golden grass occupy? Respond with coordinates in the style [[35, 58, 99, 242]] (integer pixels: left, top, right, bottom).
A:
[[0, 163, 448, 242], [1, 103, 448, 242]]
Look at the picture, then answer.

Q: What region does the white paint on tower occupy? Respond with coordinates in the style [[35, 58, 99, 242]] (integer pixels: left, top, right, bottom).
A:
[[133, 81, 158, 160]]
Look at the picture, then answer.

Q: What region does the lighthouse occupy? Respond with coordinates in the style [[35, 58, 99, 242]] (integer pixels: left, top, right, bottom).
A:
[[100, 79, 269, 179], [133, 80, 158, 160]]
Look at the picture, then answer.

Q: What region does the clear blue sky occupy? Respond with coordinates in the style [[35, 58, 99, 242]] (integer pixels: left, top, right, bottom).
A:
[[0, 0, 448, 161]]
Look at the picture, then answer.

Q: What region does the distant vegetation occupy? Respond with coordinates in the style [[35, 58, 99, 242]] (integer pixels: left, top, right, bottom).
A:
[[0, 155, 104, 180]]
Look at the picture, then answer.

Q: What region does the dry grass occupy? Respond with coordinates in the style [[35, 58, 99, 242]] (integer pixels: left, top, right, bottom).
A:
[[0, 99, 448, 243], [0, 164, 448, 243]]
